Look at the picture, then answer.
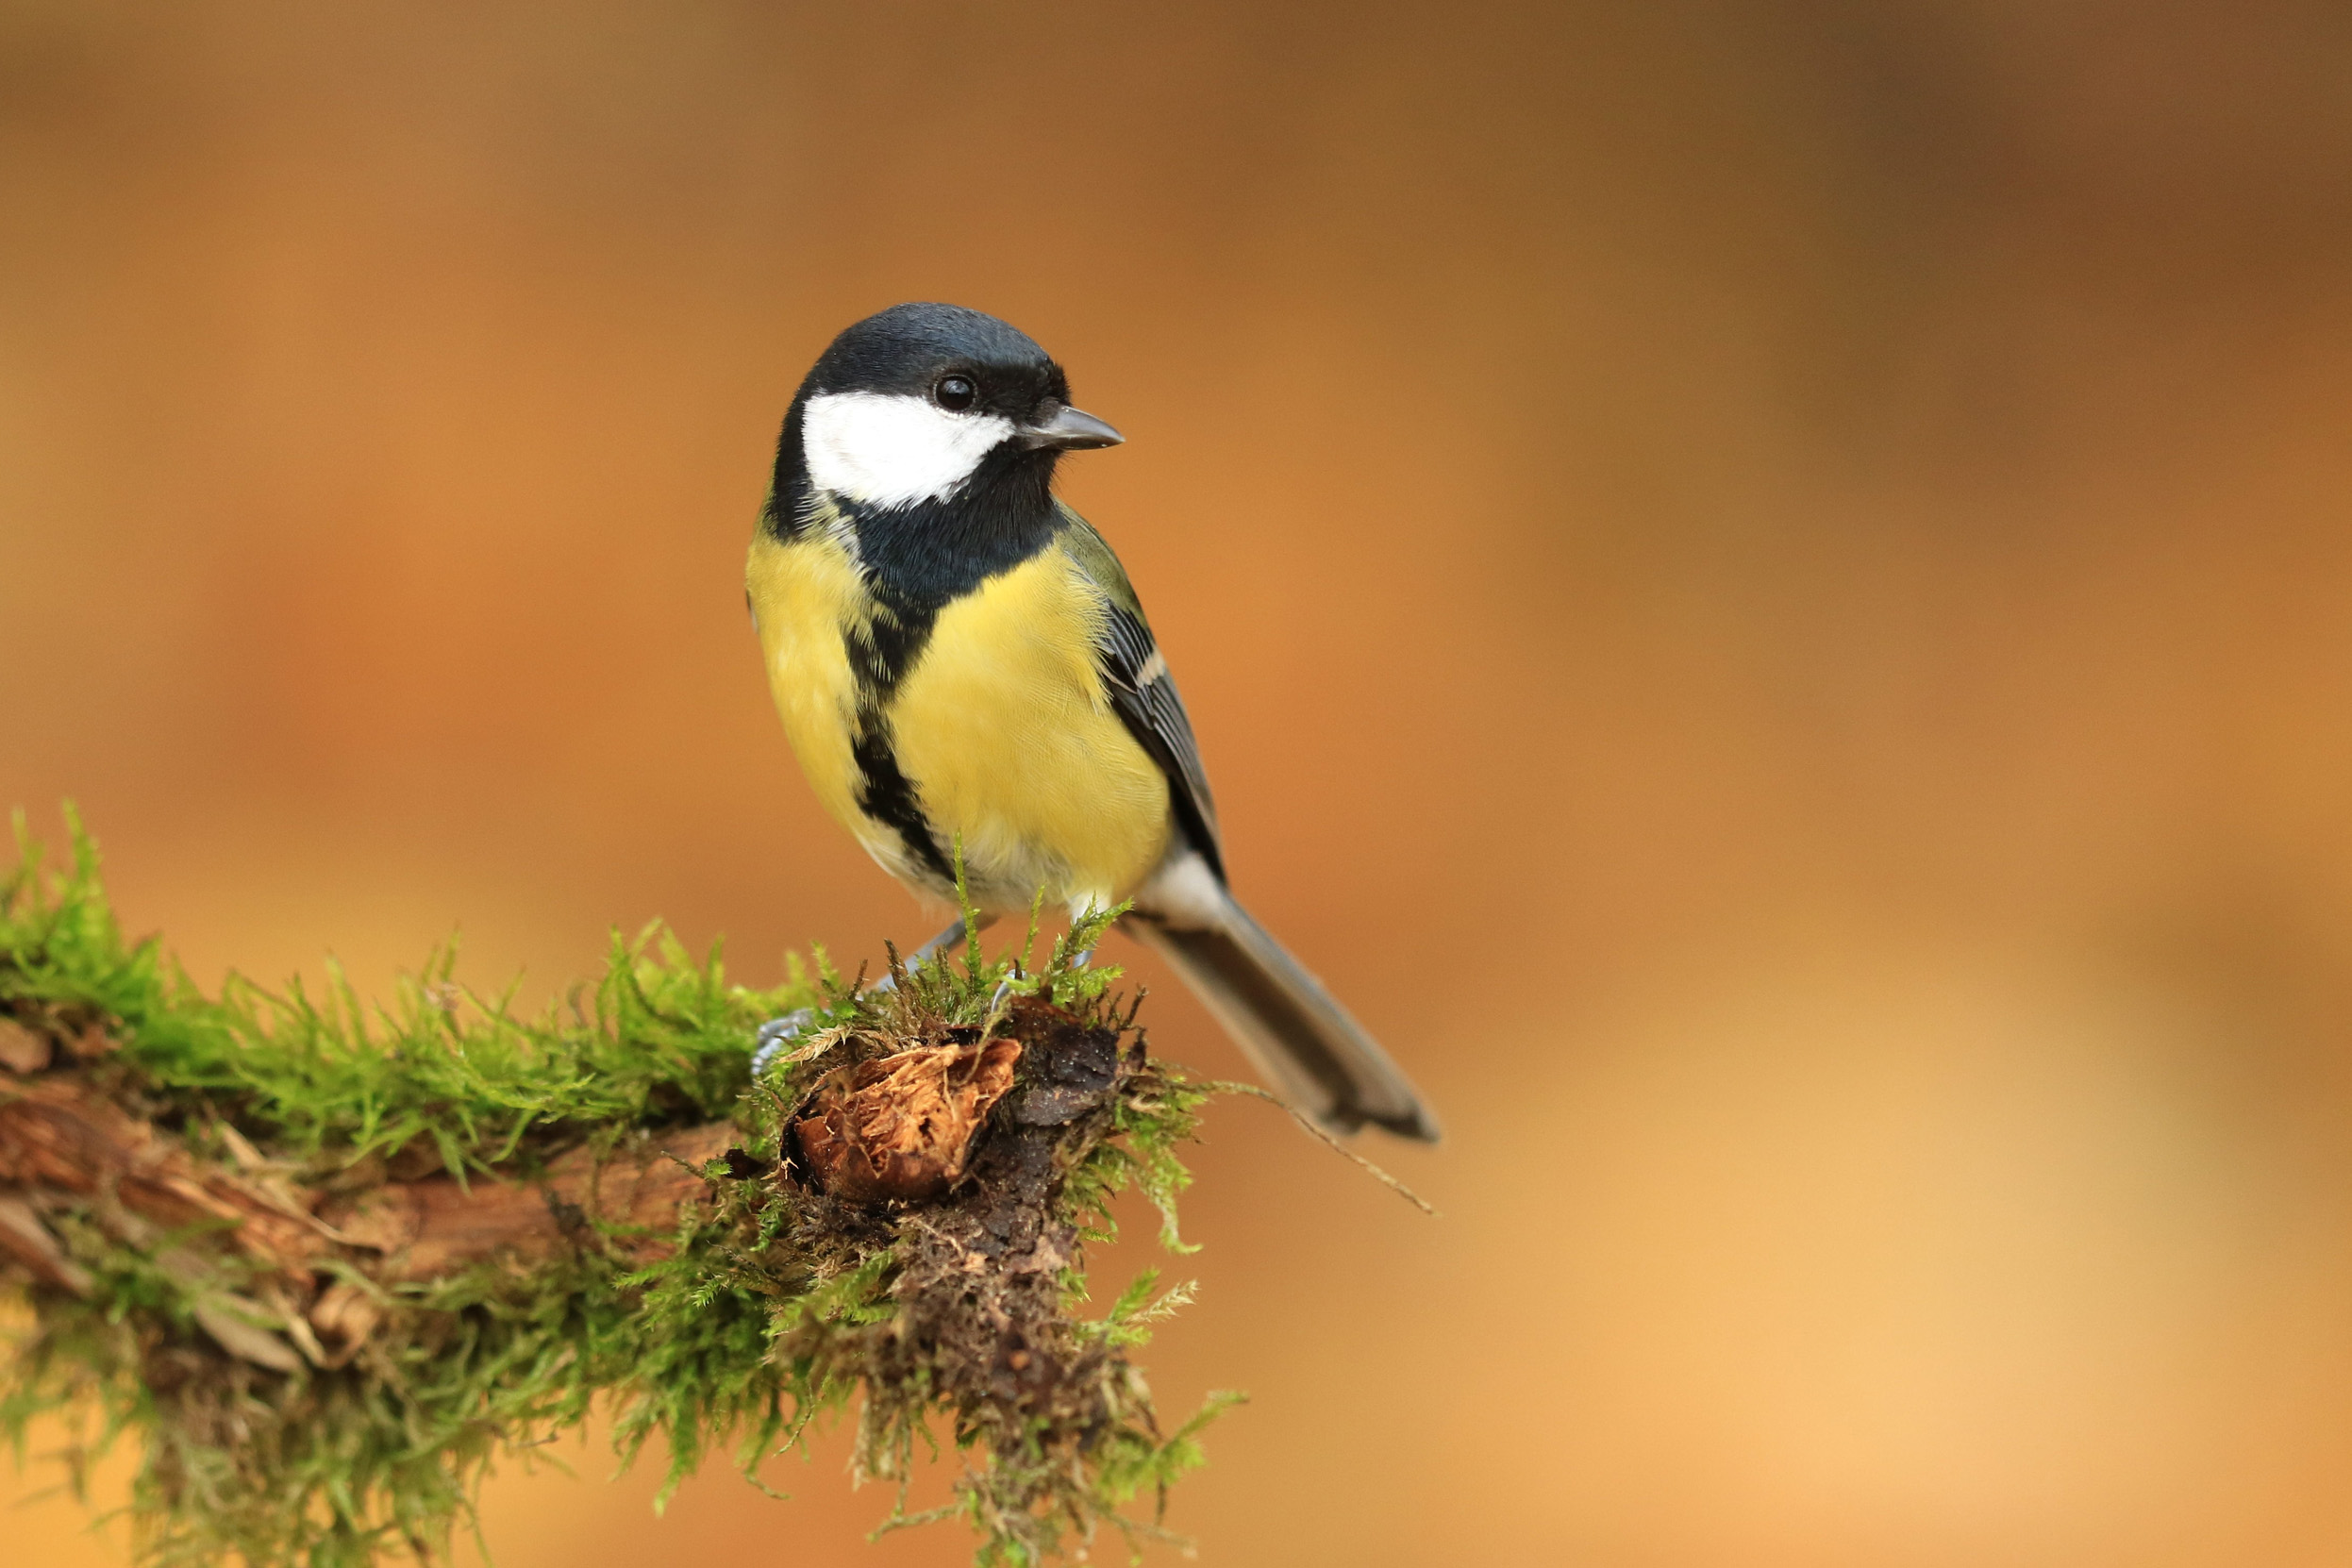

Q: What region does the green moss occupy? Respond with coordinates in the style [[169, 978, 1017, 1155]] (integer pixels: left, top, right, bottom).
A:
[[0, 813, 1229, 1566]]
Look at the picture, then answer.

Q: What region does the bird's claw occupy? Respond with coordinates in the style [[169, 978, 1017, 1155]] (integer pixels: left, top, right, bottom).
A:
[[751, 1009, 817, 1076]]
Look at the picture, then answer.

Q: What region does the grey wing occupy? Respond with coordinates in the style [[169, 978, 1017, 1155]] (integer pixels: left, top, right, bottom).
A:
[[1058, 511, 1225, 880]]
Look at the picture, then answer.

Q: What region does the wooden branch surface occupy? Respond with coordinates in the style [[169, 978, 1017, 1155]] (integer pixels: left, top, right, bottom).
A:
[[0, 1034, 735, 1368]]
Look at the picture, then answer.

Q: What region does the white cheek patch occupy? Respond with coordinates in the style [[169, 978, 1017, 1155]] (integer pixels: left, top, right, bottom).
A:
[[800, 391, 1016, 508]]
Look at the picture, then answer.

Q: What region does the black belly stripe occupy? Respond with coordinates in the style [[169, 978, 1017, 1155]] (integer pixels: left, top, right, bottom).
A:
[[843, 594, 959, 885], [803, 473, 1070, 890], [849, 724, 958, 885]]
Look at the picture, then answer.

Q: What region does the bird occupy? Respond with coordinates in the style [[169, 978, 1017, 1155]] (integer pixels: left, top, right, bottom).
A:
[[744, 302, 1438, 1141]]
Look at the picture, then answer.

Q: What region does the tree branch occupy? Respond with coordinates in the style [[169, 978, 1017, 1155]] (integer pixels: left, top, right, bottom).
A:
[[0, 821, 1219, 1567]]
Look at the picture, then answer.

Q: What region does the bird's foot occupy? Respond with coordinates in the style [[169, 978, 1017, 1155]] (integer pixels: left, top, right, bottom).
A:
[[750, 916, 1001, 1076]]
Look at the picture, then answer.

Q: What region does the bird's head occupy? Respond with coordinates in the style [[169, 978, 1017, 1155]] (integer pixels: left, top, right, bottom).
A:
[[785, 303, 1122, 511]]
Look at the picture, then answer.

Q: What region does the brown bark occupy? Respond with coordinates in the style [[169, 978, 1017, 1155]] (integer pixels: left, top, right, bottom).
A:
[[792, 1036, 1022, 1204], [0, 1059, 736, 1367]]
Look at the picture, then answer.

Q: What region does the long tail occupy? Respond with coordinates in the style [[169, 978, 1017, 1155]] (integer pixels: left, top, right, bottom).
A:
[[1124, 893, 1440, 1142]]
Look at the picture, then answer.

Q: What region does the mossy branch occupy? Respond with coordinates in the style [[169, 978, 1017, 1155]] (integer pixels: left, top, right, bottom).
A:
[[0, 812, 1229, 1567]]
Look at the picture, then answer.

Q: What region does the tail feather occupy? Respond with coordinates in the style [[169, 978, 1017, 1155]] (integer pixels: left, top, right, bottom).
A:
[[1125, 898, 1440, 1142]]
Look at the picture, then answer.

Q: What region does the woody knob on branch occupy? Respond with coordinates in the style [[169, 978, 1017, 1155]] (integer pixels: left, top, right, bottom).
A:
[[791, 1035, 1023, 1205]]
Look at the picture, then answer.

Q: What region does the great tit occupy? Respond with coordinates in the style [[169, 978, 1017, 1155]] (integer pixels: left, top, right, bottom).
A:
[[746, 303, 1437, 1141]]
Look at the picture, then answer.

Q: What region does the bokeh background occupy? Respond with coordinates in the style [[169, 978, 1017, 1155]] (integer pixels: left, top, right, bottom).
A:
[[8, 2, 2352, 1563]]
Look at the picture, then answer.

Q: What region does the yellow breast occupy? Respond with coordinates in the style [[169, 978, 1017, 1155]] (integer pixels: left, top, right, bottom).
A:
[[748, 522, 1172, 914], [746, 522, 870, 843], [888, 544, 1171, 912]]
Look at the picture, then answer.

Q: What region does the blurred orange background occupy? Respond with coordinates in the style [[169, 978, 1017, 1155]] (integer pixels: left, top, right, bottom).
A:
[[9, 3, 2352, 1564]]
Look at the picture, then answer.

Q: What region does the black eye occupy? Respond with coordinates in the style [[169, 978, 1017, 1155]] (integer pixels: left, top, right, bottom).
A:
[[934, 374, 976, 411]]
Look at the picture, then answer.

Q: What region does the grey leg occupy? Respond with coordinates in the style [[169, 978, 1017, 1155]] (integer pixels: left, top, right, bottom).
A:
[[901, 914, 990, 974], [751, 914, 998, 1076]]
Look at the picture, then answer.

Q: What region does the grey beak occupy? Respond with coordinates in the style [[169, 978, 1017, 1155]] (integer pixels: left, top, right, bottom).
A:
[[1016, 403, 1125, 451]]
